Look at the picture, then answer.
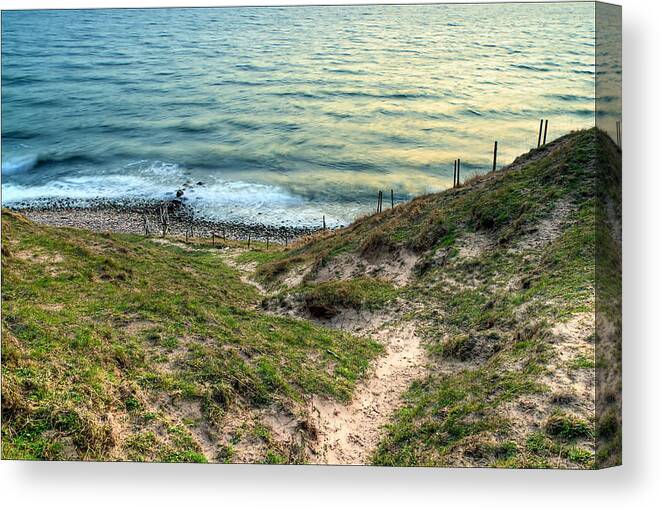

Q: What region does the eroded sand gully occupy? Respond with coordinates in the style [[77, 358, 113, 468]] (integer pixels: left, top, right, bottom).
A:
[[307, 322, 426, 465]]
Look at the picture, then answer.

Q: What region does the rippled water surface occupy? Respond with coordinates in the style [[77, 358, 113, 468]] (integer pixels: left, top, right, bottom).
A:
[[2, 4, 601, 226]]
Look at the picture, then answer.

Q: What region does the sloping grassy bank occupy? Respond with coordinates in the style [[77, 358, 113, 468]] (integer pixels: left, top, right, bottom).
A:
[[1, 211, 381, 462], [255, 129, 620, 468]]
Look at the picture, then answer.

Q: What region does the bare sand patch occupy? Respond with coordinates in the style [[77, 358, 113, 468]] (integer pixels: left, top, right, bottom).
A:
[[315, 250, 418, 288], [307, 322, 425, 465], [513, 199, 576, 252]]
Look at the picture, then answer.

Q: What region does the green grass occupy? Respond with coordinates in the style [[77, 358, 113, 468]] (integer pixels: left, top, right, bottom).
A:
[[235, 248, 287, 266], [1, 211, 381, 461], [545, 413, 594, 441], [524, 431, 594, 468], [569, 354, 595, 369]]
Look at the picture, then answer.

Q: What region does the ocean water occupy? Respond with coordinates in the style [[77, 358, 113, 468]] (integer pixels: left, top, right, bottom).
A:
[[2, 3, 603, 227]]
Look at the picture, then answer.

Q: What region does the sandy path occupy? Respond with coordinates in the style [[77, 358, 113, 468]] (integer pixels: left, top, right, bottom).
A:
[[154, 239, 427, 464], [216, 250, 270, 296], [307, 322, 425, 465]]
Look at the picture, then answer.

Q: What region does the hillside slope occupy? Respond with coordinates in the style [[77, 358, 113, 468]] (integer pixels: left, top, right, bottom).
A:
[[1, 128, 620, 468], [256, 128, 620, 468], [1, 213, 381, 462]]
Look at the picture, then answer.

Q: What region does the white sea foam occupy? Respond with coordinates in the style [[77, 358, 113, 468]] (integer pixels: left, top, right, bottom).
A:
[[1, 170, 360, 228], [188, 180, 360, 228]]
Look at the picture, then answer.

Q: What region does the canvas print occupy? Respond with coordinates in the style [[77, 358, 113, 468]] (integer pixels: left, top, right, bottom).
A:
[[1, 2, 621, 468]]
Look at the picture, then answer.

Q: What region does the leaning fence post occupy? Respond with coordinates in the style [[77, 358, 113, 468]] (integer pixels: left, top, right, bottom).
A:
[[543, 119, 548, 145], [538, 119, 544, 148], [453, 160, 457, 188], [492, 141, 498, 172]]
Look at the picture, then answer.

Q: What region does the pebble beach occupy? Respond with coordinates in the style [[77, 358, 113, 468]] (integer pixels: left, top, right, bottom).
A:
[[12, 198, 320, 244]]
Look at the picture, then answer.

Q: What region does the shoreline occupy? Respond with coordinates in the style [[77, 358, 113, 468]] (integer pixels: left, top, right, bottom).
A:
[[7, 198, 323, 244]]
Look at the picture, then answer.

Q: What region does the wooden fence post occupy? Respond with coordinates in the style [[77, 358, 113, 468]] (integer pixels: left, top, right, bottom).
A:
[[538, 119, 544, 148], [453, 159, 457, 188], [248, 232, 251, 248], [616, 120, 621, 148], [159, 203, 169, 237], [492, 141, 498, 172], [543, 119, 548, 145], [391, 189, 394, 209], [616, 121, 619, 147], [323, 215, 326, 230], [457, 158, 461, 187]]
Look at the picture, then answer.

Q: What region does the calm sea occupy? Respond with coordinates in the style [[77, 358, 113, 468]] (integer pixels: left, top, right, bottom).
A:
[[2, 3, 602, 227]]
